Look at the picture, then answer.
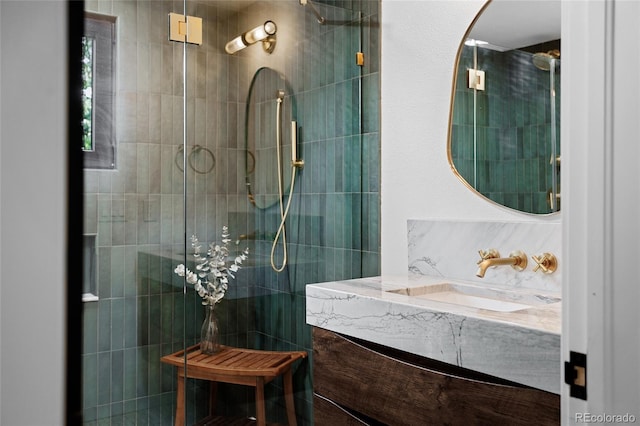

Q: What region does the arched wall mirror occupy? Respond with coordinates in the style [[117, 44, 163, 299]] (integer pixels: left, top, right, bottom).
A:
[[245, 67, 296, 209], [448, 0, 561, 215]]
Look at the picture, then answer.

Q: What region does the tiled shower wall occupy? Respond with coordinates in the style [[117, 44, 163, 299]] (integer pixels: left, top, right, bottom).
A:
[[245, 1, 380, 422], [82, 0, 380, 424], [451, 45, 561, 214]]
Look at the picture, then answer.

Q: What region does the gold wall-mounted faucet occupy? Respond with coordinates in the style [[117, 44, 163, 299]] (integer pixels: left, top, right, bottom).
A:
[[476, 249, 528, 278]]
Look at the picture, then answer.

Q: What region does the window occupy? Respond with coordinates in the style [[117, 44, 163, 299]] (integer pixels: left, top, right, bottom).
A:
[[82, 36, 95, 151], [83, 13, 116, 169]]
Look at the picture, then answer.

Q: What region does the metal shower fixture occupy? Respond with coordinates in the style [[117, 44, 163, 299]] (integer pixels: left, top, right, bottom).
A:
[[532, 49, 561, 71], [225, 21, 277, 55], [300, 0, 326, 24]]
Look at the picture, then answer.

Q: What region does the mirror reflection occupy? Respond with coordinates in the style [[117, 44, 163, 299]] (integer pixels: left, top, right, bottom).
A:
[[449, 0, 561, 214], [245, 67, 296, 209]]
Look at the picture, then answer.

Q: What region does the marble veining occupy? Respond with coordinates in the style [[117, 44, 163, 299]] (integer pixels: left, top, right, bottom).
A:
[[306, 275, 561, 394], [408, 219, 561, 292], [307, 220, 561, 394]]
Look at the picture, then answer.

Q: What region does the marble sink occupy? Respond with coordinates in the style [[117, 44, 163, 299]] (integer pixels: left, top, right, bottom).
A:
[[387, 282, 561, 313], [306, 274, 562, 394]]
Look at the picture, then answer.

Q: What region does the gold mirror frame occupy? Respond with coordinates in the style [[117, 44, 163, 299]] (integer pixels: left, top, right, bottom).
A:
[[447, 0, 561, 215]]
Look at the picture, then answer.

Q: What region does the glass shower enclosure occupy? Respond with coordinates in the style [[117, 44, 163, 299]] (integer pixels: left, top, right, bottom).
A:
[[80, 0, 380, 424]]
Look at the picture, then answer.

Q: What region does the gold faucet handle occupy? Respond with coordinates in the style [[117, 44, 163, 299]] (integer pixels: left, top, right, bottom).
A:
[[477, 249, 500, 264], [532, 253, 558, 274]]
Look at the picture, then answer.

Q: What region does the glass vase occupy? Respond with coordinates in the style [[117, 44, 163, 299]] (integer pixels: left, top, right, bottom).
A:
[[200, 303, 220, 355]]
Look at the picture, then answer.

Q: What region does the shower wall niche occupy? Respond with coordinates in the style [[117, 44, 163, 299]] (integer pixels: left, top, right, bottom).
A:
[[81, 0, 380, 424]]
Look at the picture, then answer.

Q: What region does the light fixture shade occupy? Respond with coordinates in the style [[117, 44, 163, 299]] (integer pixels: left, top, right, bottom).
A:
[[225, 36, 246, 54], [225, 21, 277, 55], [464, 38, 488, 47], [244, 21, 277, 44]]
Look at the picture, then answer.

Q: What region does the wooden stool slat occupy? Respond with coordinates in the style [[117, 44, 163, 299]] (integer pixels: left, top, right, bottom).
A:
[[245, 354, 291, 370], [235, 354, 277, 369], [203, 348, 239, 364], [217, 350, 255, 366], [236, 353, 266, 366]]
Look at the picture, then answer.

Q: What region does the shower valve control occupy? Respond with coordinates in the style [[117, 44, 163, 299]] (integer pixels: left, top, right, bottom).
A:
[[532, 252, 558, 274]]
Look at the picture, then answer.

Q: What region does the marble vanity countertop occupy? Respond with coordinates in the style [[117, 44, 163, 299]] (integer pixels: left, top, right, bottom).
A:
[[306, 274, 561, 394]]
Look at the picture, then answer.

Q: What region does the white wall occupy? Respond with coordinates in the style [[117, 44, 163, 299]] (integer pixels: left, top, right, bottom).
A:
[[380, 0, 561, 275], [0, 1, 67, 424]]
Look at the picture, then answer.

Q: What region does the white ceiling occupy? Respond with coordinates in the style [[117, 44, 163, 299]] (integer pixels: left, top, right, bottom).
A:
[[204, 0, 561, 53], [468, 0, 561, 51]]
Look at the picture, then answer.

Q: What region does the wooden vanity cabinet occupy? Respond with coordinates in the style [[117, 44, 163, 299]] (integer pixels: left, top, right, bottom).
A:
[[312, 327, 559, 425]]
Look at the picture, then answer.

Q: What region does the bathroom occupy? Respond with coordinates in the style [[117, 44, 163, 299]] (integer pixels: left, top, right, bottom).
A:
[[1, 0, 640, 425], [80, 0, 379, 423]]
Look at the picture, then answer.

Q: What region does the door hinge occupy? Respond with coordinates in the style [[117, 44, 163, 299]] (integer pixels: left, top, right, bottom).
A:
[[564, 351, 587, 400], [168, 13, 202, 45]]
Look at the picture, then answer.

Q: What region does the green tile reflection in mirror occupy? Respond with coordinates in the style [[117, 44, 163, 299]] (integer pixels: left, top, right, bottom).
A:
[[449, 0, 561, 214]]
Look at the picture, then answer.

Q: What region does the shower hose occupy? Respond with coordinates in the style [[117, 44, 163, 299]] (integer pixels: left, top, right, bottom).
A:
[[270, 93, 298, 273]]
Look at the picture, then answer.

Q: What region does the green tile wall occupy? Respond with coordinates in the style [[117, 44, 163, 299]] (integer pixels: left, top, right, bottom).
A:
[[452, 45, 560, 214], [82, 0, 380, 425]]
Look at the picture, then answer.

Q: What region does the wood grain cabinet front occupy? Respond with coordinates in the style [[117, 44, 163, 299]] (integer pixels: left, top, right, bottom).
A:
[[312, 327, 560, 426]]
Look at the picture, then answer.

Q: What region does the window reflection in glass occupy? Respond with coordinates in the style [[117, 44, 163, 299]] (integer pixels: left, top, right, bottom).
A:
[[81, 36, 95, 152]]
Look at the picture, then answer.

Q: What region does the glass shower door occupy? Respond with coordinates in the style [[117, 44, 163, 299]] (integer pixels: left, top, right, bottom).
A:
[[81, 0, 197, 423]]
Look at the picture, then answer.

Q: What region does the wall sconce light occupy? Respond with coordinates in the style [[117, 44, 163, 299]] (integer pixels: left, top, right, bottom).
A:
[[225, 21, 277, 55]]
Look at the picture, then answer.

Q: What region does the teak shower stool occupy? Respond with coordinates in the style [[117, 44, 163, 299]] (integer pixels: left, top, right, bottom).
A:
[[161, 344, 307, 426]]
